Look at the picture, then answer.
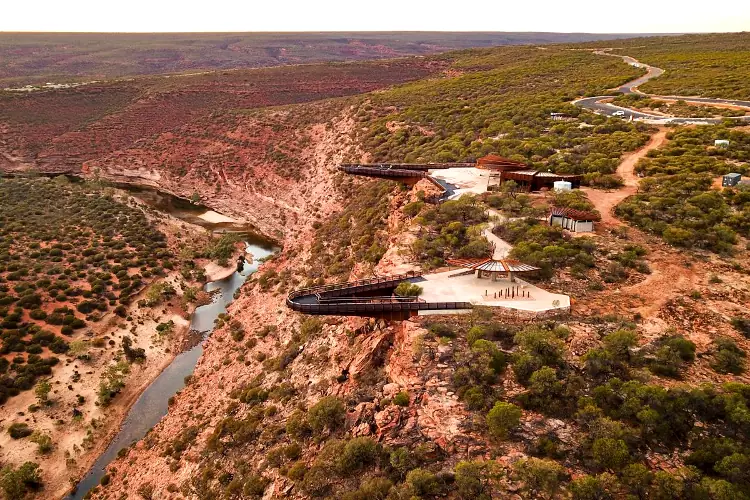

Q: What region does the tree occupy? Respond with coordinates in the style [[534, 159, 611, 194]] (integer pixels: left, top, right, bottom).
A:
[[592, 438, 630, 471], [513, 457, 566, 499], [486, 402, 522, 439], [455, 461, 490, 500], [501, 180, 520, 198], [308, 396, 346, 435], [714, 452, 750, 486], [621, 463, 653, 499], [394, 281, 423, 297], [570, 473, 618, 500], [0, 462, 43, 498], [34, 380, 51, 405]]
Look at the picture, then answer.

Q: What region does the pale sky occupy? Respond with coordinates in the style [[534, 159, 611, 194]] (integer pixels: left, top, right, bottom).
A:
[[2, 0, 749, 33]]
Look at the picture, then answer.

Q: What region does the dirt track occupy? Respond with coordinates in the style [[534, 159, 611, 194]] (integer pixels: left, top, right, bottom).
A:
[[582, 127, 668, 225]]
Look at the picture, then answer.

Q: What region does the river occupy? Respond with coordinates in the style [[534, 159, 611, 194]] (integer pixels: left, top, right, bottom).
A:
[[66, 189, 275, 498]]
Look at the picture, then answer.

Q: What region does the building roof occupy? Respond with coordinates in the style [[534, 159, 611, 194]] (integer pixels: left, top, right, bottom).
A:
[[448, 258, 540, 273], [536, 171, 564, 178], [549, 206, 601, 221], [503, 170, 583, 180]]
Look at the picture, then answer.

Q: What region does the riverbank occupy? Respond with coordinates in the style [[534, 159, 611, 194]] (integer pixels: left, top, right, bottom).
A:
[[67, 240, 274, 499], [0, 180, 271, 499]]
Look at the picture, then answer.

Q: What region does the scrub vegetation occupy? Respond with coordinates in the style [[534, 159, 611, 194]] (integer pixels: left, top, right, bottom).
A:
[[589, 32, 750, 100], [356, 46, 652, 183], [616, 125, 750, 253], [0, 177, 171, 403], [611, 94, 747, 118]]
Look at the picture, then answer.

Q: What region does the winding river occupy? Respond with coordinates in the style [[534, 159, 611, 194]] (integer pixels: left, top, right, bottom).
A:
[[66, 189, 275, 499]]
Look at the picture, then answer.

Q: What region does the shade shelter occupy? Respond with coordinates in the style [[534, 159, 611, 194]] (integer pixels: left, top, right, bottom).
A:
[[448, 258, 540, 282]]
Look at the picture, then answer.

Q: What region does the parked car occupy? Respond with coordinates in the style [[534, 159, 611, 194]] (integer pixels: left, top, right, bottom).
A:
[[612, 110, 626, 116]]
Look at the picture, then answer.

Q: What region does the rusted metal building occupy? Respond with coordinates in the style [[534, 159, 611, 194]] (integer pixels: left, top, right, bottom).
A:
[[548, 206, 600, 233], [500, 170, 582, 191]]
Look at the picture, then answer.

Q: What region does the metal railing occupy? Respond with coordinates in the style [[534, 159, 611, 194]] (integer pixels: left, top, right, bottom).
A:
[[287, 271, 420, 300], [340, 163, 475, 171], [338, 165, 428, 178], [287, 298, 472, 316], [286, 271, 472, 318], [317, 295, 426, 303]]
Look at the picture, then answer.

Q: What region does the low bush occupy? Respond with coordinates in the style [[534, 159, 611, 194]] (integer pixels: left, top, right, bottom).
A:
[[308, 396, 346, 435], [8, 423, 33, 439], [486, 402, 522, 439]]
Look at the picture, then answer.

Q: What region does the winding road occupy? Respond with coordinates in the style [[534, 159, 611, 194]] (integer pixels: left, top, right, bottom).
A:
[[574, 50, 750, 124]]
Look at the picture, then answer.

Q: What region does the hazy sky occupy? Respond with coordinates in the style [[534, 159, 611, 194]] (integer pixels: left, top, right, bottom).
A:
[[2, 0, 749, 33]]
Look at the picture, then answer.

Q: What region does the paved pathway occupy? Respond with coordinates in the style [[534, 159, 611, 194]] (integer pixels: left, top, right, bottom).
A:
[[485, 209, 512, 258]]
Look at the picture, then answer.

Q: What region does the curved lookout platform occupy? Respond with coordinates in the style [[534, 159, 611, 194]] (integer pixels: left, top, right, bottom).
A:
[[286, 272, 472, 320]]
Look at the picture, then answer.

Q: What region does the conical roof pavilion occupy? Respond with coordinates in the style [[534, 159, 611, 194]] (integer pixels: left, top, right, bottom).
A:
[[447, 258, 540, 273]]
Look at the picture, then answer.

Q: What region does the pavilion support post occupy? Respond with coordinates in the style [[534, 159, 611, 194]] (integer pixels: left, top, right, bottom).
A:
[[510, 271, 516, 283]]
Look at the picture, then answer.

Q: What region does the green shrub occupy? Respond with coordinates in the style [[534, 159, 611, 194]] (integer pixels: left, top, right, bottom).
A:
[[403, 201, 425, 217], [8, 423, 33, 439], [0, 461, 43, 498], [286, 410, 311, 440], [731, 317, 750, 338], [394, 281, 423, 297], [404, 468, 440, 498], [455, 461, 489, 500], [336, 437, 380, 475], [287, 461, 306, 481], [341, 477, 393, 500], [486, 402, 521, 439], [308, 396, 346, 435], [512, 457, 566, 498], [390, 447, 417, 479], [393, 392, 410, 406], [711, 338, 746, 375], [570, 473, 619, 500], [30, 432, 53, 454], [592, 438, 630, 471]]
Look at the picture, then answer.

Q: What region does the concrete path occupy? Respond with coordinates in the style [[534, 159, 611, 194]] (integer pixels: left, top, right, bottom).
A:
[[428, 167, 489, 199], [485, 209, 512, 258], [419, 269, 570, 312]]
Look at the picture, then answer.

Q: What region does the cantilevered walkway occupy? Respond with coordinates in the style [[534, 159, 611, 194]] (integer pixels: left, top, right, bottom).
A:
[[286, 272, 472, 320], [338, 163, 476, 201]]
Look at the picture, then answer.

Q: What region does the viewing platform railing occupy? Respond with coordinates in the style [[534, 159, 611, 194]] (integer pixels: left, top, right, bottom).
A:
[[286, 271, 472, 318]]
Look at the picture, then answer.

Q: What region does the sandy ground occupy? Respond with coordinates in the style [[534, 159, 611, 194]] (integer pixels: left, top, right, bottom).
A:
[[0, 272, 192, 498], [419, 270, 570, 312], [582, 127, 668, 225], [197, 210, 240, 224], [429, 167, 489, 198], [0, 202, 223, 498]]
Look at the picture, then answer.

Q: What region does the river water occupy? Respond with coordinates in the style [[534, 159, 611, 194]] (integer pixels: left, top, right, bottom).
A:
[[67, 189, 275, 498]]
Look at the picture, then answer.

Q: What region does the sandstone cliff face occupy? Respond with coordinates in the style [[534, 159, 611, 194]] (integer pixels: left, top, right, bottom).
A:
[[85, 105, 356, 242], [85, 102, 493, 498]]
